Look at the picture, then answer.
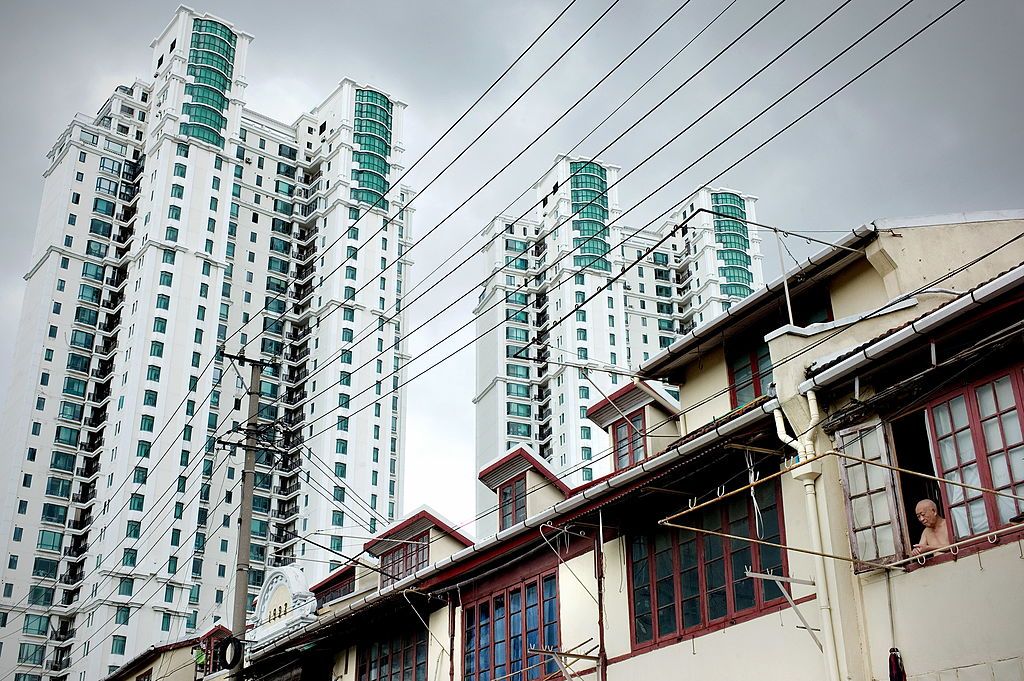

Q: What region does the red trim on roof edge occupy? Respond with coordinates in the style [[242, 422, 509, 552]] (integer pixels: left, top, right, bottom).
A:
[[363, 509, 473, 555], [309, 564, 356, 594], [478, 447, 573, 496], [585, 382, 642, 417]]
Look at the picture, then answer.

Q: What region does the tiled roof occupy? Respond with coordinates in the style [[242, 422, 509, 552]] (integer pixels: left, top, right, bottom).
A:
[[659, 395, 773, 453]]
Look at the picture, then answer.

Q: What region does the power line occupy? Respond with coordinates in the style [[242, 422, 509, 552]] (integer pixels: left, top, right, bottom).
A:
[[287, 0, 981, 568], [215, 0, 830, 454], [271, 0, 908, 463], [216, 0, 585, 355], [19, 2, 974, 672], [400, 0, 739, 319], [223, 0, 625, 360], [346, 218, 1015, 590], [227, 0, 789, 387], [0, 357, 239, 634]]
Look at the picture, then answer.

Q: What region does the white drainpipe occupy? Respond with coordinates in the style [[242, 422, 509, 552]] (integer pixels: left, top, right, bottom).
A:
[[775, 391, 841, 681]]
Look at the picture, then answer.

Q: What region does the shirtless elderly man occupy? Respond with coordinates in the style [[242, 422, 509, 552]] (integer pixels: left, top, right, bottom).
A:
[[911, 499, 951, 555]]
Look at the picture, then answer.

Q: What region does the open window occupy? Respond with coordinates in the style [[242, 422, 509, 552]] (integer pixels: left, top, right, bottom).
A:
[[836, 364, 1024, 569], [837, 422, 903, 566]]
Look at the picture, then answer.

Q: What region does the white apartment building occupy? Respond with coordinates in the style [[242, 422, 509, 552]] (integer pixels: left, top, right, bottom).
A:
[[474, 157, 763, 532], [613, 187, 765, 367], [0, 7, 413, 681], [474, 156, 631, 533]]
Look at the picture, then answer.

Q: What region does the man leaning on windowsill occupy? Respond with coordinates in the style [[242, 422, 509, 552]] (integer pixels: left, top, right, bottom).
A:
[[911, 499, 951, 556]]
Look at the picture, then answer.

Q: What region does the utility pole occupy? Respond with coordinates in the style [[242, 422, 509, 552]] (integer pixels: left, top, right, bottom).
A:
[[220, 350, 277, 679]]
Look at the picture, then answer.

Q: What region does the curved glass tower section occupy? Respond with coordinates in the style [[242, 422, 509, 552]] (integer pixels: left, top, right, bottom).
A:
[[181, 18, 236, 148], [570, 161, 611, 272], [712, 191, 754, 298], [352, 89, 393, 211]]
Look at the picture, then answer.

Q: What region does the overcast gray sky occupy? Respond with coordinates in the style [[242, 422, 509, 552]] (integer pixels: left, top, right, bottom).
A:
[[2, 0, 1022, 536]]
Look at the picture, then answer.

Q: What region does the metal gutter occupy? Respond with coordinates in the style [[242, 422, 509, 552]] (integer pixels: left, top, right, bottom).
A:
[[798, 263, 1024, 394], [638, 225, 876, 379], [250, 397, 780, 660]]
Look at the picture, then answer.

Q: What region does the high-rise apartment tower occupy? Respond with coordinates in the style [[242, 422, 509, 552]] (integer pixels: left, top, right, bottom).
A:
[[0, 8, 413, 680], [474, 156, 762, 533]]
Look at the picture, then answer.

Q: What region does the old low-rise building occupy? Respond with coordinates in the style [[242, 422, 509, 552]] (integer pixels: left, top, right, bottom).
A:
[[98, 625, 230, 681], [245, 210, 1024, 681]]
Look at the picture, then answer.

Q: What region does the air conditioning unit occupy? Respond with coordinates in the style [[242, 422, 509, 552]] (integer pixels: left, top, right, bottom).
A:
[[245, 157, 253, 164]]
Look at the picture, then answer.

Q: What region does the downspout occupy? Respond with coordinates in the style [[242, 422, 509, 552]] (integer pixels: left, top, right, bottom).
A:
[[448, 594, 456, 681], [775, 393, 841, 681], [774, 409, 801, 456], [596, 510, 608, 681]]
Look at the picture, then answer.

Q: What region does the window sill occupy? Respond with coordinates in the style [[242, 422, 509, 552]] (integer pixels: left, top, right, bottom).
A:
[[900, 525, 1024, 573], [617, 595, 812, 660]]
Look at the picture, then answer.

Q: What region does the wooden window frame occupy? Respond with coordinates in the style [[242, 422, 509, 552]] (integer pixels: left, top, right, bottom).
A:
[[612, 408, 646, 471], [357, 628, 428, 681], [626, 480, 787, 649], [924, 363, 1024, 540], [498, 474, 527, 531], [463, 570, 559, 681], [726, 342, 772, 409], [836, 421, 907, 570], [379, 531, 429, 588]]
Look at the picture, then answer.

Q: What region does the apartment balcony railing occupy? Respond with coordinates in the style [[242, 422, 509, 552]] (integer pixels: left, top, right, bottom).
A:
[[272, 506, 299, 520], [50, 628, 76, 643], [63, 543, 88, 558], [273, 481, 301, 496]]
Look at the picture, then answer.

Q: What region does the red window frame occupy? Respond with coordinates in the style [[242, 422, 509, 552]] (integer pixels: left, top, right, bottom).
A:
[[379, 531, 429, 588], [463, 571, 559, 681], [315, 573, 356, 609], [924, 364, 1024, 540], [357, 628, 428, 681], [498, 474, 527, 531], [726, 342, 772, 409], [627, 480, 786, 648], [612, 409, 646, 470]]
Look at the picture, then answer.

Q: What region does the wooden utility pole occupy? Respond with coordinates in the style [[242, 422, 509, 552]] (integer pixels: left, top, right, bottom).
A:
[[221, 351, 276, 679]]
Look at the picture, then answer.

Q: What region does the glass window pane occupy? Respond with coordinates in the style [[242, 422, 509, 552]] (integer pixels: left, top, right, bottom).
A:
[[983, 418, 1004, 453], [976, 383, 997, 417], [938, 437, 958, 470], [876, 523, 896, 557], [994, 376, 1015, 410], [1001, 411, 1022, 446], [934, 404, 953, 437], [955, 430, 976, 463]]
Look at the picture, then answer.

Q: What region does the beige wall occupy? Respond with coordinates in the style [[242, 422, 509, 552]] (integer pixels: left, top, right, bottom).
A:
[[525, 469, 565, 516], [828, 255, 888, 320], [332, 644, 357, 681], [678, 347, 732, 434], [429, 529, 466, 565], [558, 551, 602, 673], [643, 403, 679, 456], [605, 605, 825, 681], [870, 219, 1024, 299], [129, 647, 195, 681], [857, 542, 1024, 680]]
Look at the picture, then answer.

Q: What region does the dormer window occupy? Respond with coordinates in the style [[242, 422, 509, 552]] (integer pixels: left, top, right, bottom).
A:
[[379, 532, 428, 588], [613, 410, 646, 470], [498, 475, 527, 530], [364, 508, 472, 588]]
